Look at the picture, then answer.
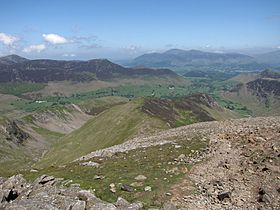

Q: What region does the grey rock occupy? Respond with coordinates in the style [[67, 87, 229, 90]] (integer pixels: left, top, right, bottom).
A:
[[144, 186, 152, 192], [88, 202, 117, 210], [115, 197, 130, 207], [80, 161, 100, 167], [121, 184, 134, 192], [134, 175, 147, 182], [35, 175, 55, 185], [77, 190, 98, 202], [217, 192, 231, 201], [162, 202, 177, 210], [71, 200, 86, 210]]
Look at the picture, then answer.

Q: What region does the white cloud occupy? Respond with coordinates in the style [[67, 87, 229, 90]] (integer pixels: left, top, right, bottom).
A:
[[62, 53, 76, 57], [0, 33, 18, 45], [43, 33, 68, 44], [214, 50, 225, 54], [277, 46, 280, 49], [121, 45, 141, 55], [23, 44, 46, 53]]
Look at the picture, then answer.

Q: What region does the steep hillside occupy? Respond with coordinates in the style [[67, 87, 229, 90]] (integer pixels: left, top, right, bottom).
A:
[[35, 99, 168, 168], [0, 96, 133, 176], [0, 104, 93, 176], [142, 93, 238, 127], [222, 70, 280, 116]]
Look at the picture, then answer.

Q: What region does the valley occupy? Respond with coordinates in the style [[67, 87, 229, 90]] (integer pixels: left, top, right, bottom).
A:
[[0, 54, 279, 209]]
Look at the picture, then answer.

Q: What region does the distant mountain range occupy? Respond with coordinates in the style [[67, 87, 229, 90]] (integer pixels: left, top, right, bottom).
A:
[[0, 55, 176, 82], [126, 49, 280, 72], [254, 50, 280, 65], [131, 49, 253, 66]]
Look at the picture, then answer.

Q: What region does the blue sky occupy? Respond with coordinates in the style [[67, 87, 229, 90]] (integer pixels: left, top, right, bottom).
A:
[[0, 0, 279, 60]]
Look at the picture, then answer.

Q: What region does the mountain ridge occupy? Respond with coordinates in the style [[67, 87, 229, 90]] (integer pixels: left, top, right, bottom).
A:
[[130, 49, 254, 68], [0, 55, 177, 82]]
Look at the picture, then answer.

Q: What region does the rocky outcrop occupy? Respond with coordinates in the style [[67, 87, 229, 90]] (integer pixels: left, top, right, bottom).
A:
[[4, 120, 29, 144], [247, 78, 280, 106], [247, 78, 280, 97], [0, 174, 143, 210], [141, 94, 218, 127]]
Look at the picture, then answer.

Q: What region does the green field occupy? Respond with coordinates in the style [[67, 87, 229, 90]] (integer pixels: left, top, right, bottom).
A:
[[0, 82, 46, 96]]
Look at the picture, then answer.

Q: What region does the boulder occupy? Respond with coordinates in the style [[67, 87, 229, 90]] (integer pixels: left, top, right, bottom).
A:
[[115, 197, 143, 210], [121, 184, 134, 192], [217, 192, 231, 201], [144, 186, 152, 192], [71, 200, 86, 210], [162, 202, 177, 210], [134, 175, 147, 182], [34, 175, 56, 186]]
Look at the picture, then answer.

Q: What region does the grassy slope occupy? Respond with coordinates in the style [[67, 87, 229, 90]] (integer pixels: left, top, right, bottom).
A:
[[0, 138, 33, 176], [201, 105, 240, 120], [24, 135, 208, 208], [36, 99, 168, 168]]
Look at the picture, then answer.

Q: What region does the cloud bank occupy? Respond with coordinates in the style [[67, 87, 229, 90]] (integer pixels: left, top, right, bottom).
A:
[[23, 44, 46, 53], [0, 33, 18, 45]]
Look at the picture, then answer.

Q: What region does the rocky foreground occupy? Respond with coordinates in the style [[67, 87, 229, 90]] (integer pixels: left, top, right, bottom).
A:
[[0, 174, 143, 210], [171, 117, 280, 210], [0, 117, 280, 209]]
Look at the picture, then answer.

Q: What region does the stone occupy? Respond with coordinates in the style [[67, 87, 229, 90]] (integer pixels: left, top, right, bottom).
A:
[[217, 192, 231, 201], [258, 188, 271, 204], [128, 202, 143, 210], [35, 175, 55, 185], [3, 189, 19, 202], [144, 186, 152, 192], [77, 190, 98, 202], [94, 175, 104, 180], [130, 182, 143, 187], [88, 202, 117, 210], [109, 183, 116, 193], [71, 200, 86, 210], [115, 197, 143, 210], [121, 184, 134, 192], [174, 145, 182, 149], [134, 175, 147, 182], [2, 174, 26, 189], [178, 154, 186, 160], [162, 202, 177, 210], [115, 197, 130, 207], [70, 183, 81, 188], [80, 161, 100, 167], [0, 174, 144, 210]]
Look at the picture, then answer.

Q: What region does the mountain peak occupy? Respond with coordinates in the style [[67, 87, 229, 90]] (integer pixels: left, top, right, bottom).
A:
[[164, 49, 187, 55], [0, 54, 28, 65]]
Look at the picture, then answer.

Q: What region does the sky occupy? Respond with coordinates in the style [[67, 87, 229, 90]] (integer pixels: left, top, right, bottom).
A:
[[0, 0, 279, 60]]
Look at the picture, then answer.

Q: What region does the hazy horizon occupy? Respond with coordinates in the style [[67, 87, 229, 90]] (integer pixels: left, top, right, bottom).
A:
[[0, 0, 279, 60]]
